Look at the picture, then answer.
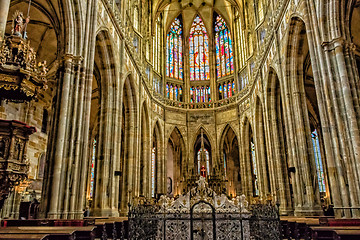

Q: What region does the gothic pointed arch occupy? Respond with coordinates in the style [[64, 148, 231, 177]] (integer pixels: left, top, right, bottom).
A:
[[189, 15, 210, 82], [192, 127, 212, 176], [241, 117, 259, 199], [266, 68, 293, 215], [152, 121, 164, 197], [166, 16, 183, 80], [92, 29, 120, 217], [285, 17, 328, 216], [219, 124, 240, 196], [254, 96, 271, 196], [167, 127, 186, 196], [214, 13, 234, 78], [140, 102, 150, 197], [118, 74, 138, 215]]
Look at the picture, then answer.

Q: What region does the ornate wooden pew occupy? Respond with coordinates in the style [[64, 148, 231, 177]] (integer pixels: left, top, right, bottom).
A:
[[311, 226, 360, 240]]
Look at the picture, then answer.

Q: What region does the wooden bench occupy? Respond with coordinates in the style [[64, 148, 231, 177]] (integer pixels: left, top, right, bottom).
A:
[[0, 234, 49, 240], [0, 226, 96, 240], [311, 226, 360, 240], [319, 218, 360, 226], [115, 220, 129, 240], [96, 221, 117, 240], [333, 229, 360, 240], [94, 223, 107, 240], [281, 220, 292, 239]]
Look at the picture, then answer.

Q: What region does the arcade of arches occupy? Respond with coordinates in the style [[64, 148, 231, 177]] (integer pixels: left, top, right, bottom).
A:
[[1, 0, 360, 220]]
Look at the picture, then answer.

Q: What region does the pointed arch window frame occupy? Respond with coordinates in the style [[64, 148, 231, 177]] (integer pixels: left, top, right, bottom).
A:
[[189, 15, 210, 81], [166, 17, 183, 80], [214, 14, 234, 78]]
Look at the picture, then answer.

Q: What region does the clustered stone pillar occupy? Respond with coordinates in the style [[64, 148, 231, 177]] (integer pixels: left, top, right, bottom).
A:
[[0, 0, 10, 43]]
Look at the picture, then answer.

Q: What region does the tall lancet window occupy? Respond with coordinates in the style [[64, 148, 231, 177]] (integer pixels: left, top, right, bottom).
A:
[[251, 141, 259, 196], [189, 16, 210, 81], [90, 139, 96, 199], [215, 15, 234, 78], [311, 129, 326, 193], [166, 18, 183, 80]]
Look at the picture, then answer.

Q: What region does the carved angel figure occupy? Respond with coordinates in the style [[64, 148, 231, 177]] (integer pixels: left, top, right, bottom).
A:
[[12, 11, 30, 38], [38, 61, 48, 76]]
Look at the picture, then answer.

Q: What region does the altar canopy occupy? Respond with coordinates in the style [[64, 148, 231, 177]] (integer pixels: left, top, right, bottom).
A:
[[128, 177, 280, 240]]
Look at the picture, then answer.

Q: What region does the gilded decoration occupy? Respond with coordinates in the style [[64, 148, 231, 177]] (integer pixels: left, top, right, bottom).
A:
[[0, 120, 36, 210], [0, 11, 48, 102]]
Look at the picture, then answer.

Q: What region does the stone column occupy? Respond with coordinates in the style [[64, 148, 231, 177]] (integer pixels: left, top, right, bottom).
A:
[[0, 0, 10, 43], [47, 55, 74, 219]]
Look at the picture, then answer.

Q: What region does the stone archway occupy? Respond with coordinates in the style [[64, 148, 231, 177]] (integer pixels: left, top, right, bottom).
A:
[[168, 127, 186, 196], [219, 125, 240, 197], [193, 128, 212, 177], [254, 97, 271, 197], [91, 30, 121, 217], [241, 117, 258, 199], [119, 75, 138, 215], [139, 103, 150, 197], [266, 69, 293, 215], [284, 17, 326, 216]]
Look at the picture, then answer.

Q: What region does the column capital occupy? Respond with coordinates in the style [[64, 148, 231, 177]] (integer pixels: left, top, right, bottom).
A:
[[322, 37, 356, 53]]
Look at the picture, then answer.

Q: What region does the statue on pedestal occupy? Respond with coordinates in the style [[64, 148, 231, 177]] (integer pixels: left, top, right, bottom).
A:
[[11, 11, 30, 39]]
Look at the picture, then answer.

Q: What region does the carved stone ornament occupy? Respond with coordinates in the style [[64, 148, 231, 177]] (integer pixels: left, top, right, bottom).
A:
[[0, 119, 36, 210], [0, 11, 48, 102], [128, 177, 281, 240]]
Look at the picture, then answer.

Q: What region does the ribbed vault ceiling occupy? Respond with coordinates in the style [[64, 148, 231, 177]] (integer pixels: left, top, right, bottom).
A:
[[154, 0, 241, 37]]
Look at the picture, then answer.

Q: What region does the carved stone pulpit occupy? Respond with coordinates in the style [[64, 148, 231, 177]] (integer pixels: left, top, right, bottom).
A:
[[0, 119, 36, 209]]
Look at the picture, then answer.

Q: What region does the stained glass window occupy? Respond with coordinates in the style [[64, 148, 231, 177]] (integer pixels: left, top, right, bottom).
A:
[[190, 88, 194, 103], [170, 84, 174, 100], [167, 18, 183, 80], [166, 84, 183, 101], [219, 81, 236, 99], [189, 16, 210, 81], [151, 147, 156, 197], [90, 139, 96, 198], [251, 141, 259, 196], [191, 86, 211, 103], [312, 130, 326, 193], [179, 86, 182, 101], [215, 15, 234, 78]]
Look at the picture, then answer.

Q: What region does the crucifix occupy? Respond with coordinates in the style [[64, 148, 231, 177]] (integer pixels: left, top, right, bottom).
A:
[[200, 165, 206, 177]]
